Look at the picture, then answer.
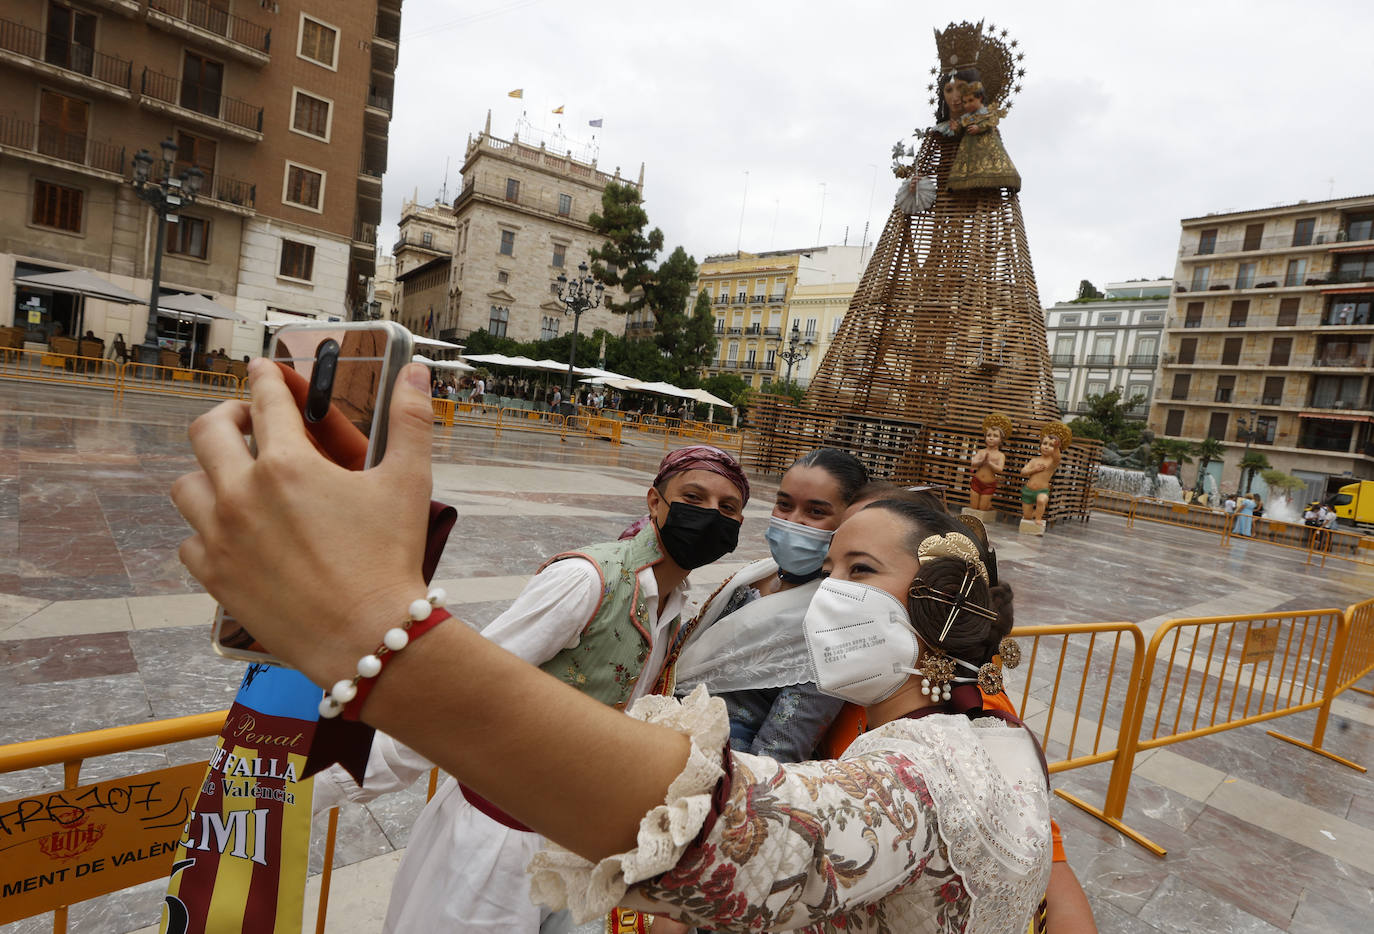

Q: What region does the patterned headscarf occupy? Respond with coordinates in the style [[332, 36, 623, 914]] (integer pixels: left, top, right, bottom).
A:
[[652, 445, 751, 506], [618, 446, 751, 540]]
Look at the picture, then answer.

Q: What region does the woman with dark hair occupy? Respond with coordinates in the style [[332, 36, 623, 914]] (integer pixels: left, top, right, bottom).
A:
[[172, 361, 1050, 932], [670, 448, 869, 764]]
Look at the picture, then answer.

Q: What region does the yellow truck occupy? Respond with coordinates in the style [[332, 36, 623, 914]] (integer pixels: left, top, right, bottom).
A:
[[1331, 480, 1374, 529]]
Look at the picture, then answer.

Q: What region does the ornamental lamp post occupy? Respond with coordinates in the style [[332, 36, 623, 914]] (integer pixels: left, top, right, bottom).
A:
[[1237, 408, 1259, 493], [131, 138, 203, 365], [555, 260, 604, 406], [778, 319, 813, 385]]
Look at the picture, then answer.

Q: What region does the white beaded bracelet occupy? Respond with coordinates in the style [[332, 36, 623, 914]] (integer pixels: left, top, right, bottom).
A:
[[318, 587, 448, 720]]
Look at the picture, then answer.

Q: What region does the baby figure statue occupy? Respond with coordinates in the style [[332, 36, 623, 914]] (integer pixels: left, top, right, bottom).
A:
[[1020, 421, 1072, 534], [967, 413, 1013, 513]]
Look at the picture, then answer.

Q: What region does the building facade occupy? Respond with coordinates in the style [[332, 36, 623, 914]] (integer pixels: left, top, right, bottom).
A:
[[698, 245, 866, 389], [394, 254, 447, 339], [1149, 195, 1374, 500], [1, 0, 396, 358], [447, 115, 638, 344], [392, 194, 454, 276], [1045, 279, 1170, 418]]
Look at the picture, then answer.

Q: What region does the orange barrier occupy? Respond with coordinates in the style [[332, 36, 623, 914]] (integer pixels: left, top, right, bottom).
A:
[[118, 361, 244, 401], [0, 710, 441, 932], [1005, 622, 1155, 852], [1099, 492, 1374, 568], [0, 346, 123, 394], [1075, 607, 1365, 856]]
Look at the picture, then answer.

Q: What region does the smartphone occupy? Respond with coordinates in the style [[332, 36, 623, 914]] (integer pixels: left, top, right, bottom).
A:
[[211, 320, 415, 665]]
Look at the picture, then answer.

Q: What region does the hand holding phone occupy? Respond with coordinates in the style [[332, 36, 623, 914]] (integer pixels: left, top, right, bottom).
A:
[[211, 321, 414, 665]]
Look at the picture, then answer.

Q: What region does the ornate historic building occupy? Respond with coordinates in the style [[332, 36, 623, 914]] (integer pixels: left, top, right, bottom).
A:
[[446, 114, 639, 344]]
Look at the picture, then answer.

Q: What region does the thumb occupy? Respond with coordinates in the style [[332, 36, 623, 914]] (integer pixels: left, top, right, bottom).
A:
[[377, 363, 435, 488]]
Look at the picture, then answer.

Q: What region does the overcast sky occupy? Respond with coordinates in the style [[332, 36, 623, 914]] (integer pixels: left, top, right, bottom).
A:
[[381, 0, 1374, 306]]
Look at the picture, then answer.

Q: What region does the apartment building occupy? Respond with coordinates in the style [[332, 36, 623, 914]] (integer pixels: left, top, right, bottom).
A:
[[698, 245, 867, 389], [447, 114, 639, 344], [1149, 194, 1374, 499], [1, 0, 396, 358], [1045, 279, 1171, 418]]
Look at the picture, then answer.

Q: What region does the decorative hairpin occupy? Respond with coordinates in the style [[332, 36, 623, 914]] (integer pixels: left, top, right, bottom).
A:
[[918, 649, 956, 702]]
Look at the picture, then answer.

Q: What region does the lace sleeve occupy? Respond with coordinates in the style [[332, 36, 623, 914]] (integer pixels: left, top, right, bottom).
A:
[[529, 690, 1020, 932]]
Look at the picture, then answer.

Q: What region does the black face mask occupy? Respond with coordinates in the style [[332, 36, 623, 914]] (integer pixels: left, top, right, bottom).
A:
[[655, 501, 741, 570]]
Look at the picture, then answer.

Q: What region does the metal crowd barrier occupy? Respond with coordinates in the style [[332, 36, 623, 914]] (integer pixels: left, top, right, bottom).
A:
[[0, 348, 244, 405], [0, 709, 442, 933], [1099, 492, 1371, 567]]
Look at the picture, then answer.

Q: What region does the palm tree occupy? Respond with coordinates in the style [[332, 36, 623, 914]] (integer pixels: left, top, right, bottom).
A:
[[1238, 450, 1271, 494], [1193, 437, 1225, 495]]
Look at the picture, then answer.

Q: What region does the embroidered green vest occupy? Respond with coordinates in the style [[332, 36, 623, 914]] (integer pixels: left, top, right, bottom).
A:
[[537, 524, 675, 708]]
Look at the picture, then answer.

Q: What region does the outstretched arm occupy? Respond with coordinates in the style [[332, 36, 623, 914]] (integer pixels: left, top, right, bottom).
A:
[[173, 360, 689, 862]]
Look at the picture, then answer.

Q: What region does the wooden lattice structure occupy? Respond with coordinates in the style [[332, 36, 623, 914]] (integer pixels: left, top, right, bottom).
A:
[[744, 21, 1100, 524]]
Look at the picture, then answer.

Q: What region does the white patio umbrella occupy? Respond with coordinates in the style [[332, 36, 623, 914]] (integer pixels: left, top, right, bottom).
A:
[[14, 268, 143, 339], [411, 333, 463, 350], [414, 354, 474, 372]]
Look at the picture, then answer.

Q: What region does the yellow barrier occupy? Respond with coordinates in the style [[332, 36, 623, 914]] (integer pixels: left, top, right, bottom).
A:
[[0, 347, 123, 395], [1092, 489, 1134, 517], [1127, 496, 1232, 538], [0, 711, 445, 932], [1005, 622, 1155, 852], [1078, 607, 1364, 856], [119, 361, 244, 402]]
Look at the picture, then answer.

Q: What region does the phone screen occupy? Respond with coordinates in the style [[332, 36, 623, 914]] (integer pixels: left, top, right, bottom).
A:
[[212, 321, 412, 664]]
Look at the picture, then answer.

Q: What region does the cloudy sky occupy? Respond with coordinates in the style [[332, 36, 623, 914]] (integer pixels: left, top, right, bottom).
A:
[[381, 0, 1374, 305]]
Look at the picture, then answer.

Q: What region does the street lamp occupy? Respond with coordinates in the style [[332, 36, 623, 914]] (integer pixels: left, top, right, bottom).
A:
[[1236, 408, 1259, 493], [130, 138, 203, 365], [555, 260, 604, 406], [778, 319, 813, 385]]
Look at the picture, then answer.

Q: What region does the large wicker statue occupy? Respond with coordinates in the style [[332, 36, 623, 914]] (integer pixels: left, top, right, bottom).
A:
[[803, 20, 1057, 433]]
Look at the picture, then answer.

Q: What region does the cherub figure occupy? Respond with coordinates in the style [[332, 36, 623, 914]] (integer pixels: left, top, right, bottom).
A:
[[969, 413, 1012, 510], [1020, 421, 1072, 527]]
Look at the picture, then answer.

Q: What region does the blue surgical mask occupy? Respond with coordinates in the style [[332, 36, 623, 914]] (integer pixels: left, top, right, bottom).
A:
[[764, 515, 834, 575]]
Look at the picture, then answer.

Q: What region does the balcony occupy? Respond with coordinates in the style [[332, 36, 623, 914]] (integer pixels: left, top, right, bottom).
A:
[[1184, 230, 1340, 256], [768, 293, 785, 303], [358, 157, 383, 191], [715, 296, 728, 305], [147, 1, 270, 66], [0, 113, 123, 178], [1329, 268, 1374, 286], [151, 162, 255, 212], [353, 220, 377, 251], [0, 17, 132, 98], [744, 324, 761, 335], [1126, 354, 1159, 367], [1049, 354, 1075, 367], [1307, 399, 1369, 412], [87, 0, 141, 16], [764, 326, 781, 337], [726, 326, 742, 335], [392, 232, 445, 255], [749, 294, 765, 304], [365, 90, 392, 135], [734, 294, 746, 304], [372, 12, 399, 74], [1312, 355, 1368, 368], [139, 68, 263, 140], [1084, 354, 1116, 366], [1183, 318, 1203, 328]]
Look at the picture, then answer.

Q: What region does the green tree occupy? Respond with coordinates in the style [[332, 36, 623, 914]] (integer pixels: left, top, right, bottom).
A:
[[1150, 437, 1196, 480], [1239, 450, 1272, 493], [1076, 279, 1103, 300], [588, 181, 663, 318], [758, 379, 807, 404], [1260, 469, 1306, 498], [667, 290, 718, 384], [649, 246, 705, 383], [1193, 437, 1225, 495], [701, 372, 750, 407], [1066, 386, 1147, 448]]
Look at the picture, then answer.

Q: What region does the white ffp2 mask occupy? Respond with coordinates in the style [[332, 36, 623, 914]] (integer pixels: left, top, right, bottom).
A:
[[802, 578, 922, 706]]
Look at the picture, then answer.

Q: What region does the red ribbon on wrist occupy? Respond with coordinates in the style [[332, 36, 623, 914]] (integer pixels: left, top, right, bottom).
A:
[[341, 607, 453, 721]]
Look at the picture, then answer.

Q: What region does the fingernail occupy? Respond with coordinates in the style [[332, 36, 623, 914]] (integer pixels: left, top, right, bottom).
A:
[[406, 363, 429, 392]]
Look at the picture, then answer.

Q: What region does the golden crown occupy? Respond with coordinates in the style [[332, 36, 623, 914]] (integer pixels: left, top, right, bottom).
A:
[[982, 413, 1013, 438], [1040, 421, 1073, 449], [927, 20, 1026, 111]]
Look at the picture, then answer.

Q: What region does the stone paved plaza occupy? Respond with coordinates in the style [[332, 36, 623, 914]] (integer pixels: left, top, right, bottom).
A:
[[2, 380, 1373, 933]]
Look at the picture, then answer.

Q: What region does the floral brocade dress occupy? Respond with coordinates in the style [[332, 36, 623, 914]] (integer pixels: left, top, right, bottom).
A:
[[530, 688, 1051, 933]]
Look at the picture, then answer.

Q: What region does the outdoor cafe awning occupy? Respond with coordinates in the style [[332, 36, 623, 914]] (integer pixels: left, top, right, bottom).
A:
[[156, 292, 252, 322], [13, 269, 143, 304], [414, 354, 474, 372]]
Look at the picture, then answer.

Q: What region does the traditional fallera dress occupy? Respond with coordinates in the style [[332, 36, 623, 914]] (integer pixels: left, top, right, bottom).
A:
[[530, 688, 1052, 933]]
